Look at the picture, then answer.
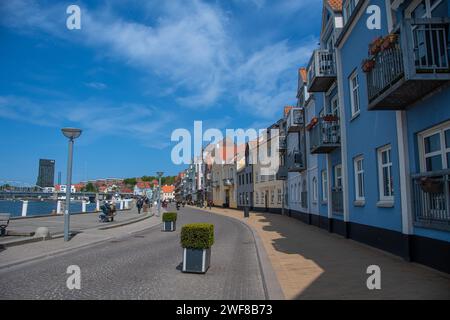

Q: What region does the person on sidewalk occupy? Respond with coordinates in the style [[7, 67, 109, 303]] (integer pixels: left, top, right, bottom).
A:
[[208, 200, 212, 210], [136, 197, 144, 214], [143, 196, 149, 213]]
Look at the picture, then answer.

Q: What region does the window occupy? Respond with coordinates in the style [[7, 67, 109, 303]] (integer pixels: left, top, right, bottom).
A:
[[271, 190, 274, 204], [335, 164, 342, 189], [419, 121, 450, 172], [354, 156, 365, 201], [406, 0, 443, 18], [256, 192, 259, 204], [312, 177, 318, 202], [277, 189, 282, 204], [322, 170, 328, 201], [377, 145, 394, 201], [328, 95, 339, 116], [349, 71, 360, 117]]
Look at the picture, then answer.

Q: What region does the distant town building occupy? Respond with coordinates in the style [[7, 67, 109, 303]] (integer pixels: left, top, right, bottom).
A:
[[36, 159, 55, 187], [161, 185, 175, 201]]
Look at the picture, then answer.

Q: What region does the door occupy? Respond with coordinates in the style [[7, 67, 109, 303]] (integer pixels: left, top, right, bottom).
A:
[[224, 190, 230, 208], [265, 190, 269, 212]]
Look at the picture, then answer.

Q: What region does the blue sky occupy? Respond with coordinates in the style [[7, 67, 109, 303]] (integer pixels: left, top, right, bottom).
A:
[[0, 0, 322, 184]]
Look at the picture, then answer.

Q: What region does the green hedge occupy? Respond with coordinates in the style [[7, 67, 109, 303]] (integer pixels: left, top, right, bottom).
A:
[[181, 223, 214, 249], [162, 212, 177, 222]]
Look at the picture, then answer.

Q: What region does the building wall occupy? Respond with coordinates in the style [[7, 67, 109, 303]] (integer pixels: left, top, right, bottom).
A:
[[339, 0, 403, 233]]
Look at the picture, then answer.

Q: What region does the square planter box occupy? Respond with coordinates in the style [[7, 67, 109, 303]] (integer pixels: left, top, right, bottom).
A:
[[162, 221, 176, 232], [182, 248, 211, 273]]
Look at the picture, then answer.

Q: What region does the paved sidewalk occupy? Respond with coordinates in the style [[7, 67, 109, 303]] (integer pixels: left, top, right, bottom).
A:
[[197, 206, 450, 300], [0, 211, 163, 270], [2, 206, 153, 237]]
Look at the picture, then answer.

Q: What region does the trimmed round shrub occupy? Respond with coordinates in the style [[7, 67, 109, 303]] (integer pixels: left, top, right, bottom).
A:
[[181, 223, 214, 249], [162, 212, 177, 222]]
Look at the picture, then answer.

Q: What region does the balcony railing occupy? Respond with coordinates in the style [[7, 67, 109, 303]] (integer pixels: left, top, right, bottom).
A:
[[307, 49, 336, 92], [287, 151, 305, 172], [223, 178, 234, 186], [366, 18, 450, 110], [331, 187, 343, 214], [287, 108, 304, 132], [412, 170, 450, 231], [309, 116, 340, 154]]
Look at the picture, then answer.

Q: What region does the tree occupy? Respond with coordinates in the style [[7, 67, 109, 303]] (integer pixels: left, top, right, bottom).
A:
[[123, 178, 137, 186], [85, 182, 97, 192]]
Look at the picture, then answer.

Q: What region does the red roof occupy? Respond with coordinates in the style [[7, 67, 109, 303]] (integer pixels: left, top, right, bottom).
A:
[[136, 182, 151, 189], [162, 185, 175, 193]]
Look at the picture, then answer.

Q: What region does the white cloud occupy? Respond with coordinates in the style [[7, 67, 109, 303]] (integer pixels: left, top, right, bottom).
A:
[[85, 82, 107, 90], [0, 95, 174, 148], [1, 0, 317, 121]]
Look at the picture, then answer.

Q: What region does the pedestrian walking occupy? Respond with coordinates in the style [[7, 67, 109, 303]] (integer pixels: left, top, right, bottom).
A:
[[143, 196, 149, 213], [136, 197, 144, 214]]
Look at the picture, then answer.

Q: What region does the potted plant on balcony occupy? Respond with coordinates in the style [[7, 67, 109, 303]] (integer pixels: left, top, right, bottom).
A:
[[419, 177, 444, 194], [181, 223, 214, 273], [162, 211, 177, 231], [369, 36, 383, 55], [322, 114, 339, 122], [362, 58, 376, 73], [381, 33, 398, 51], [306, 116, 319, 131]]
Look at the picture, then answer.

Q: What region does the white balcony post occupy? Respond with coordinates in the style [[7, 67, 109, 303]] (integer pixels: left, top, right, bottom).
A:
[[120, 200, 124, 210], [82, 200, 86, 213], [21, 200, 28, 217], [96, 199, 100, 212], [57, 200, 62, 214], [124, 200, 129, 209]]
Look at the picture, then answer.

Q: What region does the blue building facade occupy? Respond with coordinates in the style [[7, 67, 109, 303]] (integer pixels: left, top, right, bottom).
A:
[[289, 0, 450, 273]]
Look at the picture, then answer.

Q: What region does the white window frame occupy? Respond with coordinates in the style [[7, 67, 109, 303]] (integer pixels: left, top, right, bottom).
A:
[[377, 145, 394, 201], [312, 177, 318, 202], [354, 155, 365, 201], [349, 71, 360, 117], [406, 0, 443, 18], [335, 164, 343, 188], [418, 120, 450, 172], [321, 170, 328, 201]]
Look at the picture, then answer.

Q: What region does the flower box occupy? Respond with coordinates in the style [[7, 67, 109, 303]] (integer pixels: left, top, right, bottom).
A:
[[181, 223, 214, 273], [419, 177, 444, 194], [162, 212, 177, 231]]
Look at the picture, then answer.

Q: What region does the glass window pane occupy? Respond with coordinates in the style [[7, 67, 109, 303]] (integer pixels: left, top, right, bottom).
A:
[[445, 129, 450, 148], [382, 150, 387, 164], [383, 167, 389, 196], [424, 133, 441, 153], [447, 152, 450, 168], [426, 155, 443, 172]]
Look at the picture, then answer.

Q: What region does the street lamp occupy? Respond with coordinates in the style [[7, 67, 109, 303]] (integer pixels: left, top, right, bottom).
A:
[[156, 171, 164, 217], [61, 127, 82, 241]]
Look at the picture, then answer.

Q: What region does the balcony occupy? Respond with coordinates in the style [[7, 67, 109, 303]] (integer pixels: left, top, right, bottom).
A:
[[331, 187, 343, 214], [308, 115, 340, 154], [412, 170, 450, 232], [307, 49, 336, 92], [287, 151, 305, 172], [287, 108, 304, 132], [366, 18, 450, 110], [223, 178, 234, 186]]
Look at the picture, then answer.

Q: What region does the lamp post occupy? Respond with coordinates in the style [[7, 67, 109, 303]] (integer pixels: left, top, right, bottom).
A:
[[61, 128, 82, 241], [157, 171, 164, 217]]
